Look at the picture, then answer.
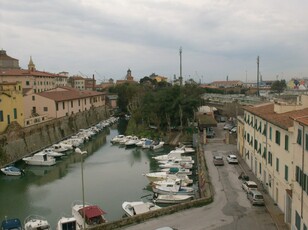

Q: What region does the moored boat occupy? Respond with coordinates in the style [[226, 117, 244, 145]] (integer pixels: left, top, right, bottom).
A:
[[122, 201, 161, 217], [1, 217, 22, 230], [152, 193, 193, 204], [1, 165, 24, 176], [22, 152, 56, 166], [24, 215, 50, 230], [72, 201, 107, 229], [57, 216, 78, 230], [150, 141, 165, 150], [152, 178, 195, 195]]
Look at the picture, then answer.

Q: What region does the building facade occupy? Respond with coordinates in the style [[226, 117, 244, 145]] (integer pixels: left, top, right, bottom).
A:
[[241, 95, 308, 229], [0, 82, 24, 133]]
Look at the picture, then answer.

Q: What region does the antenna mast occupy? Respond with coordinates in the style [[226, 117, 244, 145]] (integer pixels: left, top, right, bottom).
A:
[[179, 47, 183, 86], [257, 56, 260, 97]]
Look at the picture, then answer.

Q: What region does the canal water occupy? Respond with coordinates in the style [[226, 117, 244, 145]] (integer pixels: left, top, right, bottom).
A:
[[0, 126, 190, 228]]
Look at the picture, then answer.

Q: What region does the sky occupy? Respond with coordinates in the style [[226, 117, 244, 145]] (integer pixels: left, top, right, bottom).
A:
[[1, 0, 308, 84]]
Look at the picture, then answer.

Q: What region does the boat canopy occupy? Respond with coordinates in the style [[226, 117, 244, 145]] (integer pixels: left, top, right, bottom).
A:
[[79, 206, 106, 218]]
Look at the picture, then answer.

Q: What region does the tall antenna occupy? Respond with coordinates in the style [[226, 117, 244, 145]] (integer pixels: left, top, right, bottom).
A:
[[257, 56, 260, 97], [179, 47, 183, 86]]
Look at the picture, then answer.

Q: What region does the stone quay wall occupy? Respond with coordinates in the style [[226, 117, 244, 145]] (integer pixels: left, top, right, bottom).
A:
[[0, 106, 110, 167]]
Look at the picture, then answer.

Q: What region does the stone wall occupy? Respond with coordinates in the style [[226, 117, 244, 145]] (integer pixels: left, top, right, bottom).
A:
[[0, 106, 109, 166]]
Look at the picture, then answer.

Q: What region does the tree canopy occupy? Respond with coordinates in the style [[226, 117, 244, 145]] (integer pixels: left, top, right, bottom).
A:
[[271, 80, 287, 94]]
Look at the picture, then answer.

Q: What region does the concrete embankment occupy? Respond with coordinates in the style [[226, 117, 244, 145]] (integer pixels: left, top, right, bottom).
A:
[[0, 106, 109, 167]]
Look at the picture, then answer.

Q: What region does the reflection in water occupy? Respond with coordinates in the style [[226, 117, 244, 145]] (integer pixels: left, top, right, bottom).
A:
[[0, 126, 195, 229]]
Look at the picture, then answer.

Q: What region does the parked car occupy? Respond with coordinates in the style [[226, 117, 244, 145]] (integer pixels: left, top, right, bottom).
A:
[[242, 181, 258, 193], [223, 123, 234, 130], [247, 190, 264, 206], [213, 156, 224, 166], [229, 126, 237, 134], [227, 154, 238, 164]]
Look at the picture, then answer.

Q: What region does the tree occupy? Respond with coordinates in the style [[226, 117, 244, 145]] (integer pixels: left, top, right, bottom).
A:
[[271, 80, 287, 94]]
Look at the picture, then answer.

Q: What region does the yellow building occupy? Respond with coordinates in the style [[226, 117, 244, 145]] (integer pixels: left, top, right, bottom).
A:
[[241, 95, 308, 229], [0, 81, 24, 133]]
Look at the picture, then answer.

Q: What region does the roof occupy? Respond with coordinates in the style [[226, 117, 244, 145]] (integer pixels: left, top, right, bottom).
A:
[[79, 205, 106, 218], [0, 69, 67, 78], [38, 87, 105, 102], [0, 50, 18, 61], [211, 80, 242, 84], [197, 114, 217, 127], [244, 103, 308, 130]]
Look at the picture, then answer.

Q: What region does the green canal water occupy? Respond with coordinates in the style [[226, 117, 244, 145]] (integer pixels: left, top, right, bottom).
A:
[[0, 127, 196, 228]]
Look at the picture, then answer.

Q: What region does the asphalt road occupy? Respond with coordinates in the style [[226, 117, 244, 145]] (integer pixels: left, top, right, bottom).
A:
[[123, 124, 277, 230]]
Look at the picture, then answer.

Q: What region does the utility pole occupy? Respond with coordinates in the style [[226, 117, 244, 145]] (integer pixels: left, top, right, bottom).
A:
[[179, 47, 183, 86], [257, 56, 260, 97]]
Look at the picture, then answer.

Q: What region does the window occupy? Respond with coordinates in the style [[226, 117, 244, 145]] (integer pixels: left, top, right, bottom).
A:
[[268, 151, 272, 166], [84, 99, 87, 105], [263, 123, 267, 136], [0, 110, 3, 122], [13, 108, 17, 119], [285, 165, 288, 181], [304, 224, 307, 230], [297, 129, 302, 145], [295, 211, 301, 230], [63, 102, 65, 109], [78, 99, 80, 106], [71, 101, 73, 108], [56, 103, 59, 111], [285, 135, 289, 151], [275, 130, 280, 145], [32, 95, 35, 101], [276, 158, 279, 172], [43, 107, 48, 112], [254, 139, 258, 150], [26, 81, 30, 86], [259, 163, 262, 174], [270, 127, 272, 140]]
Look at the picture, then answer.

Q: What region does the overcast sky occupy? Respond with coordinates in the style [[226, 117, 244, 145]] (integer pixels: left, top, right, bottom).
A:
[[1, 0, 308, 83]]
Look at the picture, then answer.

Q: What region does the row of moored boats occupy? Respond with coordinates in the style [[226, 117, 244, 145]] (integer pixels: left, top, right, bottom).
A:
[[110, 133, 197, 217], [0, 117, 119, 176]]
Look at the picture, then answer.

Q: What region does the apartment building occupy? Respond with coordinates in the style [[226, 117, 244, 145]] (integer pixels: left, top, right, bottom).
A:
[[290, 114, 308, 230], [24, 87, 105, 122], [0, 56, 68, 93], [0, 81, 24, 133], [241, 95, 308, 229]]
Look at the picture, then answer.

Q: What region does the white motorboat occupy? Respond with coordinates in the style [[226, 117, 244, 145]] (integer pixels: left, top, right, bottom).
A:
[[152, 178, 191, 187], [24, 215, 51, 230], [41, 148, 64, 158], [152, 151, 184, 161], [22, 152, 56, 166], [160, 167, 192, 175], [135, 138, 147, 147], [119, 135, 132, 145], [111, 135, 126, 144], [152, 178, 195, 195], [152, 193, 193, 204], [52, 143, 72, 153], [159, 162, 193, 169], [150, 141, 165, 150], [122, 201, 161, 217], [145, 172, 193, 185], [1, 165, 24, 176], [72, 201, 107, 229], [142, 139, 154, 149], [56, 216, 78, 230], [157, 157, 194, 165], [125, 136, 139, 147], [175, 145, 195, 154]]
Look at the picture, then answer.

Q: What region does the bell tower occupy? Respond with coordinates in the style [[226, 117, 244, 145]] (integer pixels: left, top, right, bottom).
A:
[[28, 56, 36, 71]]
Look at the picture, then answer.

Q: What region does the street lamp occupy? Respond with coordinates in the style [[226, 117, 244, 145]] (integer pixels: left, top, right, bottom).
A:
[[75, 148, 87, 229]]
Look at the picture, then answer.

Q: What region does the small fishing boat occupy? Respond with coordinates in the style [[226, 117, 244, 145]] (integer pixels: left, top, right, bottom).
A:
[[152, 193, 193, 204], [1, 217, 22, 230], [122, 201, 161, 217], [72, 201, 107, 229], [24, 215, 51, 230], [57, 216, 77, 230], [22, 152, 56, 166], [152, 178, 195, 195], [1, 165, 24, 176]]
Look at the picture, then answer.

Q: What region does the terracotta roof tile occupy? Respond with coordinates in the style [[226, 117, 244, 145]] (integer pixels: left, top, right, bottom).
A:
[[244, 103, 308, 130], [0, 69, 67, 78], [38, 87, 104, 102]]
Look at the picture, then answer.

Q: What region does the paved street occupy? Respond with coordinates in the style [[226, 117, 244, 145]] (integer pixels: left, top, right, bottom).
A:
[[123, 124, 277, 230]]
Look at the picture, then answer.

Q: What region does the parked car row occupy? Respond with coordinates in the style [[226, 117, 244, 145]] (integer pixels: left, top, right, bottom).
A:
[[213, 154, 238, 166], [241, 179, 264, 206]]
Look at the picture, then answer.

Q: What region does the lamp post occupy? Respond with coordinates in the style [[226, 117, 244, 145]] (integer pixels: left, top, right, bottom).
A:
[[75, 148, 87, 229]]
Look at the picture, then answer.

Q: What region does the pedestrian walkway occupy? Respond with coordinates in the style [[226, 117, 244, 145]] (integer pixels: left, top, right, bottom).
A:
[[237, 154, 290, 230]]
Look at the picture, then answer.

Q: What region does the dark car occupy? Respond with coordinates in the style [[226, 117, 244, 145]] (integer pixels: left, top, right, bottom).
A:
[[213, 156, 224, 166]]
